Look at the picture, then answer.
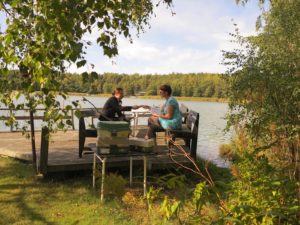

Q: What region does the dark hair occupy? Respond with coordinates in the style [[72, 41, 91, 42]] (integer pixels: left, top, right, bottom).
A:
[[112, 87, 123, 95], [160, 84, 172, 95]]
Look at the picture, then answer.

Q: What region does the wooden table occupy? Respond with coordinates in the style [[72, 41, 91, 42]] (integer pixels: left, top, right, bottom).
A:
[[131, 109, 152, 137]]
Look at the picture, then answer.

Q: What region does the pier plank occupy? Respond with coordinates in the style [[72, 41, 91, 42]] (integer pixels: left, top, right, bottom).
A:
[[0, 128, 191, 173]]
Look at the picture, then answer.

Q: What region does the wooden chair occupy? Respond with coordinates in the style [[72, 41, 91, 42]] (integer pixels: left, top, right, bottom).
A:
[[168, 110, 199, 159], [79, 109, 99, 158]]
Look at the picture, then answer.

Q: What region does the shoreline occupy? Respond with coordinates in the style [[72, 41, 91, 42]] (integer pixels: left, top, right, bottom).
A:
[[67, 92, 227, 103]]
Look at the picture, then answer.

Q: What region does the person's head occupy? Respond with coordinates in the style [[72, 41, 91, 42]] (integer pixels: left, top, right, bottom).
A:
[[159, 84, 172, 98], [113, 87, 124, 100]]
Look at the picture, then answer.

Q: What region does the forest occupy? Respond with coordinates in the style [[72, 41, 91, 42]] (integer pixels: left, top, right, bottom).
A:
[[61, 72, 227, 98]]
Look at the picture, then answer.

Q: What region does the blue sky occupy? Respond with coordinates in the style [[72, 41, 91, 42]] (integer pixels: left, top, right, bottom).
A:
[[0, 0, 261, 74]]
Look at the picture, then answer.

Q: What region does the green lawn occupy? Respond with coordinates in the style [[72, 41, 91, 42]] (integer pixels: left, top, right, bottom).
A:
[[0, 157, 150, 225], [0, 156, 229, 224]]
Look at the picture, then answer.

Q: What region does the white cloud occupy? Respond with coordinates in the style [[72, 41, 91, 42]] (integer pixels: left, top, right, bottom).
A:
[[68, 0, 261, 74]]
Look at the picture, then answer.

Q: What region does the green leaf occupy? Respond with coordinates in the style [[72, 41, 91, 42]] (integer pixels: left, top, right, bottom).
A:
[[91, 71, 98, 80], [66, 119, 73, 126], [81, 72, 89, 83], [74, 110, 83, 119], [90, 16, 96, 25], [65, 105, 72, 111], [76, 60, 87, 68]]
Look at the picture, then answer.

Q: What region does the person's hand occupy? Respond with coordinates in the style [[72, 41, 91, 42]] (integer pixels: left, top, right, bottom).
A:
[[133, 105, 150, 110], [152, 113, 160, 117], [141, 105, 150, 109]]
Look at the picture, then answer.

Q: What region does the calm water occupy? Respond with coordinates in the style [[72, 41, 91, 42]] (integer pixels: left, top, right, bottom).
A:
[[0, 96, 232, 167]]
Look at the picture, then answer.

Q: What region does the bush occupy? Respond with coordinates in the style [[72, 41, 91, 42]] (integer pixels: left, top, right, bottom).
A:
[[102, 173, 127, 199], [222, 146, 299, 224], [219, 143, 236, 161]]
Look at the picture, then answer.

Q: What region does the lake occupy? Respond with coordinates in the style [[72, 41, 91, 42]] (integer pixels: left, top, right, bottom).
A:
[[0, 96, 233, 167]]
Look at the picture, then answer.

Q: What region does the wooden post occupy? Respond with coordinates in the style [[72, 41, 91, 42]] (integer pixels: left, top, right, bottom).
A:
[[29, 110, 37, 172], [9, 109, 13, 132], [130, 157, 133, 186], [93, 153, 96, 188], [71, 109, 75, 130], [39, 126, 49, 175], [191, 112, 199, 159], [143, 156, 147, 197], [79, 116, 86, 158]]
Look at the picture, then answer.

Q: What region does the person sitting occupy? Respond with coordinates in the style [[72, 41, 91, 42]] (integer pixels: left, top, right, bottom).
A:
[[145, 84, 182, 139], [100, 87, 148, 122]]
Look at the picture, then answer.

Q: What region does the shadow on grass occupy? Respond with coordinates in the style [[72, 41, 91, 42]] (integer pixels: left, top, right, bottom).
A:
[[0, 155, 234, 224], [0, 158, 74, 224]]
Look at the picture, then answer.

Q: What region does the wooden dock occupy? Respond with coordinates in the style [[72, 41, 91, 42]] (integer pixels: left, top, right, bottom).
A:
[[0, 128, 191, 174]]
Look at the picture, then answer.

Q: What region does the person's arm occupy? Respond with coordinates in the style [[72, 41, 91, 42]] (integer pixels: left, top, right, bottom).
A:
[[160, 103, 165, 113], [120, 106, 132, 111], [153, 104, 174, 120]]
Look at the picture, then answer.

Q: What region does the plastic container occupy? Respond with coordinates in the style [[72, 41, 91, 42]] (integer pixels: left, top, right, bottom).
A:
[[96, 121, 130, 154], [129, 137, 155, 153]]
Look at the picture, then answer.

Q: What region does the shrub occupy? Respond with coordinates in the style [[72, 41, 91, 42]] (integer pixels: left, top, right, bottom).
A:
[[219, 143, 236, 161], [102, 173, 127, 199]]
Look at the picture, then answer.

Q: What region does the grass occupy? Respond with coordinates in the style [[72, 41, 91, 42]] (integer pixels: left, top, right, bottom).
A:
[[0, 156, 143, 225], [0, 156, 232, 224]]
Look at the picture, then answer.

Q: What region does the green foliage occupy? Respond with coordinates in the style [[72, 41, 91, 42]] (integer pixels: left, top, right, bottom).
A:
[[193, 182, 207, 213], [61, 72, 227, 98], [156, 172, 186, 190], [102, 173, 127, 199], [0, 0, 173, 131], [223, 151, 299, 224], [146, 186, 162, 213], [224, 0, 300, 204], [219, 143, 236, 161], [160, 196, 181, 223], [222, 0, 300, 223]]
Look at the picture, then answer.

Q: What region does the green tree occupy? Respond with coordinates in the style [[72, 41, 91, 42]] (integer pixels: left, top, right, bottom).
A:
[[0, 0, 173, 130], [223, 0, 300, 222], [225, 0, 300, 172]]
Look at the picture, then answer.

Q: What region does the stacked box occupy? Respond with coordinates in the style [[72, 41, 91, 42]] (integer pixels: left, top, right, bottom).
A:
[[96, 121, 130, 154], [155, 132, 167, 146], [129, 137, 155, 153]]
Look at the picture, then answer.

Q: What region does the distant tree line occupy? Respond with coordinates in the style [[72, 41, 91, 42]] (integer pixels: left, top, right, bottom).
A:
[[61, 73, 227, 98]]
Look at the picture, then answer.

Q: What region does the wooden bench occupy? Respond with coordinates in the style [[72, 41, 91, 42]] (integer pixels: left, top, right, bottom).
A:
[[79, 109, 99, 158], [168, 109, 199, 159]]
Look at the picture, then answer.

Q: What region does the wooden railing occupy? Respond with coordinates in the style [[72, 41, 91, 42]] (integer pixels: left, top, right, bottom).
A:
[[0, 107, 102, 175], [0, 107, 103, 132]]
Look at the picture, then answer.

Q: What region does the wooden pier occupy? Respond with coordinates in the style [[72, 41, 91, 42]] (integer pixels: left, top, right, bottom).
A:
[[0, 128, 191, 174], [0, 106, 199, 175]]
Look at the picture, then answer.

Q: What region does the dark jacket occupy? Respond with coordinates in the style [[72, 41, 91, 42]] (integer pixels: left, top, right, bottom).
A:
[[100, 96, 132, 121]]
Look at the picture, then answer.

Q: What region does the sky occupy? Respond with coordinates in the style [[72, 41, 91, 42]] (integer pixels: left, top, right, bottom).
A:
[[0, 0, 261, 75]]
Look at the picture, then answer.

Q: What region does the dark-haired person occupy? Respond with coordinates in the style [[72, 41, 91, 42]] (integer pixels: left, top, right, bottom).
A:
[[100, 87, 149, 121], [145, 85, 182, 139]]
